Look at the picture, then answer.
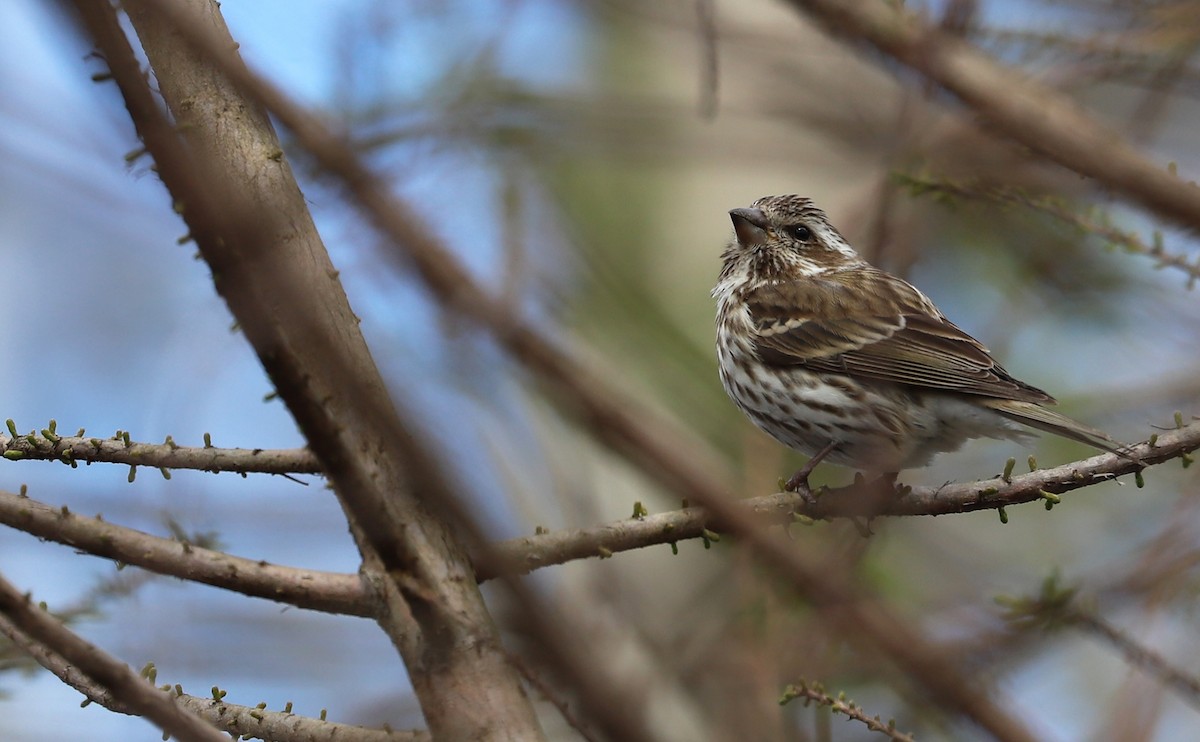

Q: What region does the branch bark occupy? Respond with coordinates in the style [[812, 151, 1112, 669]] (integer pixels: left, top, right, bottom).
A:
[[0, 433, 319, 476], [0, 489, 369, 616], [70, 0, 545, 738]]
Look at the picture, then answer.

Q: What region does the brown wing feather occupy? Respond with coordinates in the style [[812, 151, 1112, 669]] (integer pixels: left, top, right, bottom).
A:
[[746, 269, 1054, 404]]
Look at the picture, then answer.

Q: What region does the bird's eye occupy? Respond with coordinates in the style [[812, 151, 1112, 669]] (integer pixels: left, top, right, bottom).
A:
[[783, 224, 812, 242]]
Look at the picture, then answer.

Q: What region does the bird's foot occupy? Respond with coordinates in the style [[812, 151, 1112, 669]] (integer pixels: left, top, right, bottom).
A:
[[858, 471, 902, 497], [829, 471, 906, 527], [784, 441, 839, 505]]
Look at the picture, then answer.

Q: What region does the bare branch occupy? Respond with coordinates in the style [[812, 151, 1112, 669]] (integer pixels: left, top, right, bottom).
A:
[[896, 173, 1200, 288], [777, 0, 1200, 233], [486, 421, 1200, 576], [780, 680, 916, 742], [0, 573, 227, 742], [0, 614, 419, 742], [1070, 609, 1200, 712], [0, 433, 319, 476], [803, 422, 1199, 519], [0, 489, 369, 616]]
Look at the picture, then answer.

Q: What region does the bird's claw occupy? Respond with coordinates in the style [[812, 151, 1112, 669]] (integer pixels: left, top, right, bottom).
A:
[[784, 440, 839, 495]]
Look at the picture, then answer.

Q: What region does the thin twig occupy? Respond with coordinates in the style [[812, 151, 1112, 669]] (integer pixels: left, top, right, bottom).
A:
[[897, 173, 1200, 287], [781, 680, 916, 742], [1069, 609, 1200, 712]]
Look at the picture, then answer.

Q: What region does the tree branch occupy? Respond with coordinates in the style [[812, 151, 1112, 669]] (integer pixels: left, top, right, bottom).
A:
[[486, 420, 1199, 576], [0, 574, 227, 742], [778, 0, 1200, 233], [9, 419, 1192, 628], [780, 680, 916, 742], [0, 614, 419, 742], [0, 489, 369, 616], [896, 173, 1200, 288], [0, 432, 319, 476], [72, 0, 546, 738], [802, 421, 1197, 519]]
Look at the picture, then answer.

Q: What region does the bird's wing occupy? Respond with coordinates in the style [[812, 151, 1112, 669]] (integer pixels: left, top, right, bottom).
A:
[[745, 269, 1055, 404]]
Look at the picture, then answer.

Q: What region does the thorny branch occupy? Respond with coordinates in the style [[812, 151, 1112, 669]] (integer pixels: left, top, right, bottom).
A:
[[896, 173, 1200, 288], [0, 432, 319, 477], [0, 573, 227, 742], [0, 489, 369, 616], [490, 420, 1200, 576], [780, 680, 916, 742], [8, 418, 1194, 623], [0, 613, 418, 742]]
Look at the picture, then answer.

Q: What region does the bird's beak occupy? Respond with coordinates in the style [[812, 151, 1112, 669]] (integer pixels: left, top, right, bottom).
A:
[[729, 207, 770, 247]]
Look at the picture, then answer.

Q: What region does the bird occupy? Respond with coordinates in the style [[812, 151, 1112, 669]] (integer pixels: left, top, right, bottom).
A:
[[712, 194, 1125, 487]]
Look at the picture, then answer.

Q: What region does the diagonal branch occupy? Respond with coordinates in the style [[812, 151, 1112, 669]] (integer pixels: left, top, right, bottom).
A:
[[0, 573, 227, 742], [803, 421, 1198, 518], [895, 173, 1200, 288], [486, 421, 1200, 576], [778, 0, 1200, 233], [1069, 608, 1200, 712], [0, 613, 417, 742]]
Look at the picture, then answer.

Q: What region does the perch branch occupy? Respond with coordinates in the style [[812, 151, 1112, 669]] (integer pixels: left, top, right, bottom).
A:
[[8, 421, 1194, 624]]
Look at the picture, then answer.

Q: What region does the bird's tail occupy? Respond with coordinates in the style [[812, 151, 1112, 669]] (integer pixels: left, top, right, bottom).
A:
[[983, 399, 1134, 459]]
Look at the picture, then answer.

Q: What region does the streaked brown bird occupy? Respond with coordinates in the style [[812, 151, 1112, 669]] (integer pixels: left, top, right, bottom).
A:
[[713, 195, 1123, 484]]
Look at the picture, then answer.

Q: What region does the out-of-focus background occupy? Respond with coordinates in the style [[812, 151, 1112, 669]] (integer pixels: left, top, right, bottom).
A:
[[2, 0, 1199, 739]]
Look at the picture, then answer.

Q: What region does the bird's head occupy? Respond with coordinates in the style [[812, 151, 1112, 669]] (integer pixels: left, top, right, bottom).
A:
[[720, 195, 862, 286]]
